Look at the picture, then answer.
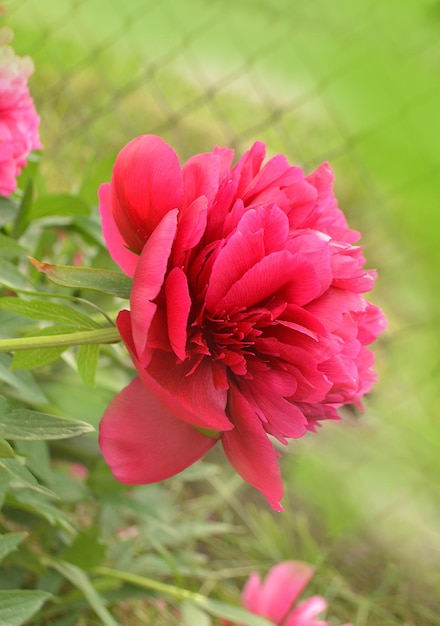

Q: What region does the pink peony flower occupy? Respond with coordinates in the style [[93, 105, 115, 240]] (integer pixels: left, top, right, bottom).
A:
[[223, 561, 353, 626], [0, 27, 41, 197], [98, 135, 386, 510]]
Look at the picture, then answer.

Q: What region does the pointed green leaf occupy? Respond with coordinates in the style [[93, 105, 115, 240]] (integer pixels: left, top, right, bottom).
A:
[[0, 533, 27, 563], [12, 177, 34, 239], [198, 599, 274, 626], [77, 343, 99, 387], [182, 601, 212, 626], [8, 491, 75, 533], [30, 258, 132, 298], [0, 234, 28, 260], [0, 438, 15, 458], [0, 458, 55, 497], [0, 260, 32, 292], [0, 590, 51, 626], [49, 561, 118, 626], [0, 298, 99, 329], [0, 408, 94, 440], [0, 354, 47, 404]]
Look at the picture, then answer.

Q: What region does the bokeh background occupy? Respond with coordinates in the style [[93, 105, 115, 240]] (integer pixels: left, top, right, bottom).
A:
[[4, 0, 440, 624]]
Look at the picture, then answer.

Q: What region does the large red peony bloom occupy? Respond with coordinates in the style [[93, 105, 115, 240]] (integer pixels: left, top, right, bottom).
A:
[[0, 27, 41, 197], [98, 134, 386, 510]]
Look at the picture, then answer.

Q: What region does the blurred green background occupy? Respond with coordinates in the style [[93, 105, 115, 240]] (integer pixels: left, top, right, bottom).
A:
[[4, 0, 440, 623]]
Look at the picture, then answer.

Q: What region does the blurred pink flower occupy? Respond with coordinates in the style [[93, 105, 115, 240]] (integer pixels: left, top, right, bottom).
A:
[[0, 27, 41, 196], [224, 561, 353, 626], [98, 135, 386, 510]]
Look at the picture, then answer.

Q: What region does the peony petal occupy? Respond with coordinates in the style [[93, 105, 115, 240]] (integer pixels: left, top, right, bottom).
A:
[[165, 267, 191, 362], [172, 195, 208, 266], [99, 377, 218, 484], [206, 205, 290, 310], [182, 151, 221, 207], [144, 351, 233, 431], [111, 135, 184, 251], [283, 595, 328, 626], [223, 385, 284, 510], [130, 209, 178, 362], [98, 183, 139, 276], [252, 561, 316, 624], [216, 251, 321, 311]]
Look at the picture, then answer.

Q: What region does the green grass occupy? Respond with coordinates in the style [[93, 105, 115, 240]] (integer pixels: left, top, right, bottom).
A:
[[4, 0, 440, 623]]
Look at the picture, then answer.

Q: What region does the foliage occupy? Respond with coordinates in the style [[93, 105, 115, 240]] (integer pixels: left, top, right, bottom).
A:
[[0, 0, 439, 624]]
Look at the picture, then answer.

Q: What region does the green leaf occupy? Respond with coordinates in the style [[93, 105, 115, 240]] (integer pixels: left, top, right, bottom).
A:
[[0, 298, 100, 329], [0, 590, 51, 626], [0, 458, 55, 497], [7, 491, 75, 533], [0, 438, 15, 458], [0, 196, 19, 226], [30, 194, 90, 220], [77, 343, 99, 387], [0, 259, 32, 292], [48, 561, 118, 626], [0, 406, 94, 440], [0, 532, 27, 563], [30, 258, 132, 298], [0, 354, 47, 404], [182, 601, 212, 626], [12, 177, 34, 239], [60, 526, 105, 570], [11, 327, 69, 370], [0, 234, 28, 260], [198, 599, 274, 626]]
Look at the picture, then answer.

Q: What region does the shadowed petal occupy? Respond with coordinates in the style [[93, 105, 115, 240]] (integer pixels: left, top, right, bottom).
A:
[[223, 385, 284, 511], [99, 377, 218, 484], [165, 267, 191, 361], [130, 209, 178, 362], [98, 183, 139, 276]]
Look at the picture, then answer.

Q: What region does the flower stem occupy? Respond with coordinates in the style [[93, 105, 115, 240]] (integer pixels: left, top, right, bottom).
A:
[[93, 566, 207, 603], [0, 327, 121, 351]]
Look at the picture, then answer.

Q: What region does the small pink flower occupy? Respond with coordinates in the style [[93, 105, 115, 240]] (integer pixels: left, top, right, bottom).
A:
[[224, 561, 353, 626], [98, 135, 386, 510], [0, 27, 41, 197]]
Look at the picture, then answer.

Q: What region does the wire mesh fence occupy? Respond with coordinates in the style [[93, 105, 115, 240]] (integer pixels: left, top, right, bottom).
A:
[[4, 0, 440, 548]]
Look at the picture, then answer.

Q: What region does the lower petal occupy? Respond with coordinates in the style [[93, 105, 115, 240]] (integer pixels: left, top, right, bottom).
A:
[[222, 385, 284, 511], [99, 377, 218, 484]]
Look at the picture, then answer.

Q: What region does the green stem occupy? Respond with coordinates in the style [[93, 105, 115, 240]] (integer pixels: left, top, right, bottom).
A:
[[0, 327, 121, 351], [93, 566, 207, 603]]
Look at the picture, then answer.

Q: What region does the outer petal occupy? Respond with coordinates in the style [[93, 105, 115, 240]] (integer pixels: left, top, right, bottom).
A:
[[111, 135, 184, 252], [99, 377, 218, 484], [283, 595, 328, 626], [243, 561, 315, 624], [130, 209, 178, 363], [222, 385, 284, 511], [98, 183, 139, 276]]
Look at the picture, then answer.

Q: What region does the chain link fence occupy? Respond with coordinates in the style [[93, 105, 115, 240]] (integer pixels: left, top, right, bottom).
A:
[[4, 0, 440, 584]]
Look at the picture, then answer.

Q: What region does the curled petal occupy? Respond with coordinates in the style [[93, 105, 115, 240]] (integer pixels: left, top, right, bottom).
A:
[[98, 183, 139, 276], [99, 377, 218, 484], [130, 209, 178, 362]]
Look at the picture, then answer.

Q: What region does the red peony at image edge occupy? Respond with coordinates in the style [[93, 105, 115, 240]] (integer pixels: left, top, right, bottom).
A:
[[98, 134, 386, 511]]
